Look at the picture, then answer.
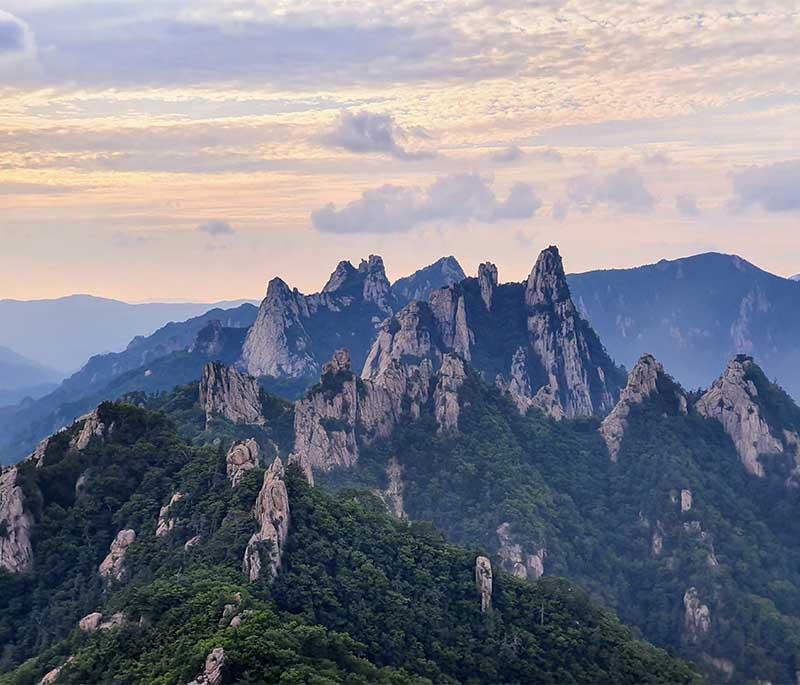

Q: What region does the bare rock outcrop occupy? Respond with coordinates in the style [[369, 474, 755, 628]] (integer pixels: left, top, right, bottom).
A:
[[433, 354, 467, 432], [155, 492, 184, 537], [79, 611, 126, 633], [99, 528, 136, 582], [188, 647, 225, 685], [683, 587, 711, 642], [70, 408, 113, 451], [243, 457, 290, 582], [478, 262, 498, 310], [601, 354, 687, 461], [239, 277, 316, 379], [696, 356, 782, 477], [29, 437, 51, 467], [290, 349, 402, 481], [524, 247, 620, 418], [40, 657, 74, 685], [200, 362, 264, 427], [0, 467, 34, 574], [496, 522, 546, 580], [475, 556, 493, 613], [226, 439, 261, 487], [680, 489, 693, 513]]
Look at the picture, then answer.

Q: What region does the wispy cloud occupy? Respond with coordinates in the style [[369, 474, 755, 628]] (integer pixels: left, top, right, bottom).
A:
[[564, 166, 657, 215], [198, 219, 236, 236], [729, 160, 800, 213], [312, 173, 541, 233], [321, 110, 435, 160]]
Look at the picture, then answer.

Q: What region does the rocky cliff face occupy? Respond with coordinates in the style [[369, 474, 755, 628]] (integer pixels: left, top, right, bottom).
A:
[[200, 362, 264, 426], [601, 354, 688, 461], [243, 457, 290, 582], [496, 522, 546, 580], [433, 355, 467, 432], [364, 246, 624, 420], [696, 356, 784, 477], [392, 255, 466, 305], [226, 439, 261, 487], [475, 556, 493, 614], [99, 528, 136, 582], [155, 492, 184, 537], [239, 256, 396, 384], [188, 647, 225, 685], [70, 408, 113, 451], [683, 587, 711, 643], [0, 466, 34, 574]]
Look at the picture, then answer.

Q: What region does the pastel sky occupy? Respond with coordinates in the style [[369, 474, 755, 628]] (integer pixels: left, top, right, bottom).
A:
[[1, 0, 799, 302]]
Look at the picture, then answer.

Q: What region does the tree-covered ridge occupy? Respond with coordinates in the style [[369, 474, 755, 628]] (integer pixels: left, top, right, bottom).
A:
[[0, 398, 697, 684], [323, 370, 800, 683]]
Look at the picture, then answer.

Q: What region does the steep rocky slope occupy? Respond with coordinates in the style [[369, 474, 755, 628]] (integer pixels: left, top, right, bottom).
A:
[[568, 252, 800, 399], [364, 246, 625, 420]]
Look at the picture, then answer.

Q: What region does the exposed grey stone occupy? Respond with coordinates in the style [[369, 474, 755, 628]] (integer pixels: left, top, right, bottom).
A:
[[200, 362, 264, 427], [475, 556, 493, 614], [0, 467, 34, 574], [433, 354, 467, 432], [226, 439, 261, 487], [478, 262, 498, 310], [683, 587, 711, 642], [156, 492, 185, 537], [99, 529, 136, 582], [243, 457, 290, 582], [696, 356, 782, 477]]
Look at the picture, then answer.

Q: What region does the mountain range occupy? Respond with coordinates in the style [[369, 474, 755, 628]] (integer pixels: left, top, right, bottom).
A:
[[0, 347, 60, 407], [0, 295, 256, 376], [5, 244, 800, 682]]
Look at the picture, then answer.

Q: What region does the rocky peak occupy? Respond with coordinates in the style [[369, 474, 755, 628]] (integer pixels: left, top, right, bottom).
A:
[[70, 408, 113, 451], [392, 255, 466, 304], [478, 262, 498, 310], [200, 362, 265, 427], [696, 356, 783, 477], [475, 556, 493, 614], [601, 354, 687, 461], [243, 457, 290, 582], [99, 528, 136, 582], [0, 467, 34, 574], [323, 260, 359, 293], [155, 492, 184, 537], [525, 245, 571, 308], [238, 277, 316, 379]]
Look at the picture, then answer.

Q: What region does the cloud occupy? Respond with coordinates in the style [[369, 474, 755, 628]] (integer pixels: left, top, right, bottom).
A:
[[321, 111, 434, 160], [729, 160, 800, 212], [311, 173, 541, 233], [198, 219, 236, 236], [565, 166, 656, 214], [0, 182, 78, 195], [491, 144, 524, 163], [642, 151, 673, 166], [675, 194, 699, 216]]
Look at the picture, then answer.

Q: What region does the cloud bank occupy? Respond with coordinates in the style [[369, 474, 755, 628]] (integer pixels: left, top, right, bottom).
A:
[[321, 110, 434, 160], [312, 173, 541, 233], [730, 160, 800, 212]]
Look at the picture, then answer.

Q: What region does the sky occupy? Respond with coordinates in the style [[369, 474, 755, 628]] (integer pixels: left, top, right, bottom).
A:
[[1, 0, 799, 302]]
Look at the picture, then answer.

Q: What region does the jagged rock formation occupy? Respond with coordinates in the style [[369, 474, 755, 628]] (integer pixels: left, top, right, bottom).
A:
[[433, 355, 467, 432], [393, 255, 466, 304], [226, 439, 261, 487], [0, 467, 34, 574], [99, 528, 136, 582], [696, 356, 783, 477], [478, 262, 498, 310], [200, 362, 264, 426], [243, 457, 290, 582], [601, 354, 688, 461], [155, 492, 184, 537], [29, 436, 51, 467], [70, 408, 112, 450], [683, 587, 711, 642], [496, 522, 545, 580], [184, 535, 201, 550], [681, 489, 693, 513], [239, 256, 397, 383], [364, 246, 624, 420], [475, 556, 493, 614], [78, 611, 125, 633], [188, 647, 225, 685]]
